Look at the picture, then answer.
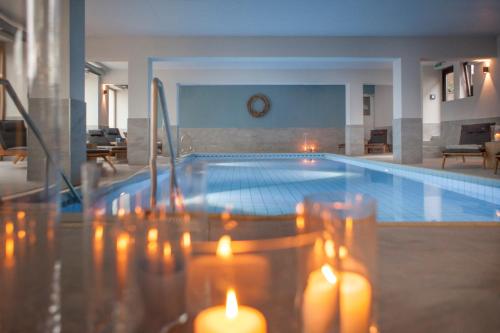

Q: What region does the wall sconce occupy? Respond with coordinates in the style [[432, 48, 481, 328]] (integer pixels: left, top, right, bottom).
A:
[[483, 66, 490, 74]]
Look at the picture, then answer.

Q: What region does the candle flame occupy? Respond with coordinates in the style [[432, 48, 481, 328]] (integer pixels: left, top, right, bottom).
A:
[[217, 235, 233, 258], [135, 206, 144, 217], [17, 211, 26, 220], [147, 228, 158, 243], [339, 246, 348, 259], [324, 239, 335, 258], [221, 210, 231, 221], [94, 225, 104, 241], [117, 208, 126, 218], [295, 203, 304, 216], [321, 264, 337, 285], [5, 222, 14, 236], [17, 230, 26, 240], [163, 242, 172, 257], [296, 215, 305, 230], [346, 216, 353, 232], [182, 232, 191, 249], [117, 233, 130, 252], [225, 288, 239, 319], [4, 238, 15, 267]]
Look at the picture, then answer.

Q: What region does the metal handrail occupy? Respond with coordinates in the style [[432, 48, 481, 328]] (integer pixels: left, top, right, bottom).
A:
[[0, 79, 81, 203], [150, 77, 180, 211]]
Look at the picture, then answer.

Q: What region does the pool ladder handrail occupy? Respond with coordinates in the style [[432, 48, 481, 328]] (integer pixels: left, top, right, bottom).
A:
[[0, 79, 81, 203], [150, 77, 180, 211]]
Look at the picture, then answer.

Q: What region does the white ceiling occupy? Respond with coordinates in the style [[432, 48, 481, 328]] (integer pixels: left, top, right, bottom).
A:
[[2, 0, 500, 37], [152, 57, 393, 70], [85, 0, 500, 37]]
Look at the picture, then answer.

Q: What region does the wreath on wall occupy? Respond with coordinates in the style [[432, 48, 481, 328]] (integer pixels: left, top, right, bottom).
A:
[[247, 94, 271, 118]]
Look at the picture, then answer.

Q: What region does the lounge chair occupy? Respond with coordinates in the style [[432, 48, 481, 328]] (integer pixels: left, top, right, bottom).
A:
[[365, 129, 390, 154], [103, 128, 124, 143], [87, 129, 127, 168], [87, 144, 117, 173], [441, 123, 494, 169], [0, 120, 28, 164]]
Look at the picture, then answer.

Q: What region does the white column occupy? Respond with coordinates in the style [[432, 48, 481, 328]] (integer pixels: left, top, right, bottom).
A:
[[345, 82, 364, 156], [27, 0, 86, 184], [392, 57, 423, 164], [126, 57, 151, 165]]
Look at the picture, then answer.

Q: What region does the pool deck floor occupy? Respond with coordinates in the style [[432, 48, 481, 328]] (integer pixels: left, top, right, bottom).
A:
[[363, 153, 500, 180]]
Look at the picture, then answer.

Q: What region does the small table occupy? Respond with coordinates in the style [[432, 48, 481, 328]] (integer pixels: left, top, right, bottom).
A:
[[485, 141, 500, 169]]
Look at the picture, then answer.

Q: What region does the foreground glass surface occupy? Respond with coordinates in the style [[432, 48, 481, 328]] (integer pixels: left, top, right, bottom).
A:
[[304, 192, 378, 333], [83, 211, 189, 333], [0, 205, 60, 332]]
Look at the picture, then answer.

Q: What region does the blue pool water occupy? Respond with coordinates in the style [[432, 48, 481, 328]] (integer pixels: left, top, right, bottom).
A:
[[68, 154, 500, 222]]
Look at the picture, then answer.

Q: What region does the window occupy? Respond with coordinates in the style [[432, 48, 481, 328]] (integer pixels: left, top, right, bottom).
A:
[[442, 66, 454, 101], [363, 96, 371, 116], [108, 88, 116, 128], [463, 62, 474, 97]]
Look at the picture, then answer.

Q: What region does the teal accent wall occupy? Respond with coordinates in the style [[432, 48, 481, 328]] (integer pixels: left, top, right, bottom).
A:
[[363, 85, 375, 95], [179, 85, 346, 128]]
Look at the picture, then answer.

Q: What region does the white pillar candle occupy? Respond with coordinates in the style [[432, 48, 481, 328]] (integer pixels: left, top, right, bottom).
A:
[[302, 264, 338, 333], [194, 289, 267, 333]]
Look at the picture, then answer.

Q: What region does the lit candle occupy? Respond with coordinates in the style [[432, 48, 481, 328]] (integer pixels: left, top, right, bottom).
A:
[[302, 264, 338, 333], [194, 288, 267, 333], [340, 272, 372, 333], [303, 267, 372, 333]]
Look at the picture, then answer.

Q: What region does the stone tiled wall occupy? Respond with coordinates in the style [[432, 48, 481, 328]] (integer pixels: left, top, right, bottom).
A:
[[178, 128, 345, 153], [127, 118, 149, 165]]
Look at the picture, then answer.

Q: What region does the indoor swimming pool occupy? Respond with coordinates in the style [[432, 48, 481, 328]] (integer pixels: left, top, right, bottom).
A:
[[67, 153, 500, 222]]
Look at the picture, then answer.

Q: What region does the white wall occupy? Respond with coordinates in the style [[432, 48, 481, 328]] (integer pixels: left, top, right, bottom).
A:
[[153, 68, 393, 125], [421, 65, 441, 124], [4, 41, 27, 119], [86, 35, 498, 123], [116, 89, 128, 130], [84, 72, 99, 129], [441, 59, 500, 122], [102, 69, 128, 130], [374, 85, 393, 127], [362, 85, 393, 141]]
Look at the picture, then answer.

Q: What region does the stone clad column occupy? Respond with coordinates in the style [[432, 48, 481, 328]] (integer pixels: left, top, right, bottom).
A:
[[392, 57, 423, 164], [27, 0, 86, 184], [127, 57, 151, 165], [345, 83, 364, 156]]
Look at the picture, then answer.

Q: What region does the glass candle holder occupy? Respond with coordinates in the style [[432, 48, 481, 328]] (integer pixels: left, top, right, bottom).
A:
[[0, 204, 59, 332], [304, 192, 378, 333], [184, 211, 340, 333], [82, 209, 191, 333]]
